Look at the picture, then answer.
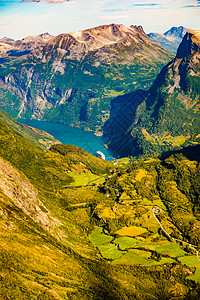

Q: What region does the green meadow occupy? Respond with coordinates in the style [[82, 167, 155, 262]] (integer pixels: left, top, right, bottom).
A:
[[178, 256, 200, 283]]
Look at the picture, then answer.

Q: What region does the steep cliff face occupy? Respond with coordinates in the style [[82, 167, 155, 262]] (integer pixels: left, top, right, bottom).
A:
[[176, 30, 200, 58], [103, 30, 200, 158], [0, 24, 174, 131], [0, 156, 62, 235]]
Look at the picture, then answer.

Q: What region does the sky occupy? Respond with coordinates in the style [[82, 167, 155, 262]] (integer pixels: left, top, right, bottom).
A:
[[0, 0, 200, 39]]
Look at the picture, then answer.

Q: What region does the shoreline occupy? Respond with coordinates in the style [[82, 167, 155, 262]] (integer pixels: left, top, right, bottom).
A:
[[16, 118, 114, 161]]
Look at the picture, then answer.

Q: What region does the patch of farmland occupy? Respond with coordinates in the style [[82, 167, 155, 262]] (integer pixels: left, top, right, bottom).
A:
[[115, 226, 148, 237], [98, 244, 125, 260], [178, 256, 200, 283], [113, 237, 139, 250], [89, 227, 113, 247]]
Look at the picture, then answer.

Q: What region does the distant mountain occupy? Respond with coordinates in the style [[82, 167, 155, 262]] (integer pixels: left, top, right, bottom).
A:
[[0, 37, 14, 42], [0, 32, 53, 60], [0, 32, 53, 52], [164, 26, 190, 40], [103, 30, 200, 158], [20, 32, 53, 46], [0, 24, 174, 132], [147, 26, 190, 53]]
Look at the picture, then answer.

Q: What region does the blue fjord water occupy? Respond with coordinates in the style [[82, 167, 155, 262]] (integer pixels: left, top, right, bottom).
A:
[[17, 119, 114, 161]]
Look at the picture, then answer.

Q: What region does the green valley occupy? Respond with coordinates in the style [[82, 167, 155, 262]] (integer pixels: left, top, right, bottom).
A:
[[0, 106, 200, 298]]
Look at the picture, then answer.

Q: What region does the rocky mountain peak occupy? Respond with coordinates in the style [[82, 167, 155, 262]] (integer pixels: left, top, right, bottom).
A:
[[0, 37, 14, 42], [38, 32, 53, 39], [21, 32, 53, 42], [176, 30, 200, 58], [164, 26, 190, 40], [147, 26, 190, 53], [47, 23, 150, 53], [130, 25, 145, 34]]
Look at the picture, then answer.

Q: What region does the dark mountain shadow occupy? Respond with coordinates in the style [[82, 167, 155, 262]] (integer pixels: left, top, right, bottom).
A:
[[159, 144, 200, 163], [103, 89, 147, 157]]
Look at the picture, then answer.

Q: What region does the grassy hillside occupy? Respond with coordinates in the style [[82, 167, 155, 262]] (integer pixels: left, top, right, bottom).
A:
[[0, 117, 200, 299], [0, 108, 59, 149]]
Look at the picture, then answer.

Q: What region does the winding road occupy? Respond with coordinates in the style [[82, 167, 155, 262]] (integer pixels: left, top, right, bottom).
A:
[[151, 208, 200, 262]]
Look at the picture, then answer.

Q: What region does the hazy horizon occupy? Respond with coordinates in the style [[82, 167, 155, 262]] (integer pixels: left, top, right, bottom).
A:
[[0, 0, 199, 40]]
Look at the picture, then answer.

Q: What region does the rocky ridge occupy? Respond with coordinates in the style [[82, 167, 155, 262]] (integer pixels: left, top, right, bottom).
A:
[[0, 32, 53, 56], [41, 24, 155, 61]]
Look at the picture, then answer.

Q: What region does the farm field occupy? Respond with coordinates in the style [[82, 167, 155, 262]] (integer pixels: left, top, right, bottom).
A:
[[89, 225, 188, 270], [113, 237, 139, 250], [89, 227, 113, 247], [178, 256, 200, 283], [87, 149, 200, 284], [112, 251, 176, 266], [115, 226, 148, 237], [69, 172, 106, 186]]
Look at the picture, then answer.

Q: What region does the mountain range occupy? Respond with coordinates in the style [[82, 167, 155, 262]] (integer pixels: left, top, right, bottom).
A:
[[103, 30, 200, 158], [0, 24, 174, 132], [147, 26, 190, 53], [0, 37, 14, 42]]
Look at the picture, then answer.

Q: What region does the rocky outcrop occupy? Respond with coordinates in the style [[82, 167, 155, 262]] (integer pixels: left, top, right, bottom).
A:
[[176, 30, 200, 58], [0, 157, 62, 235]]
